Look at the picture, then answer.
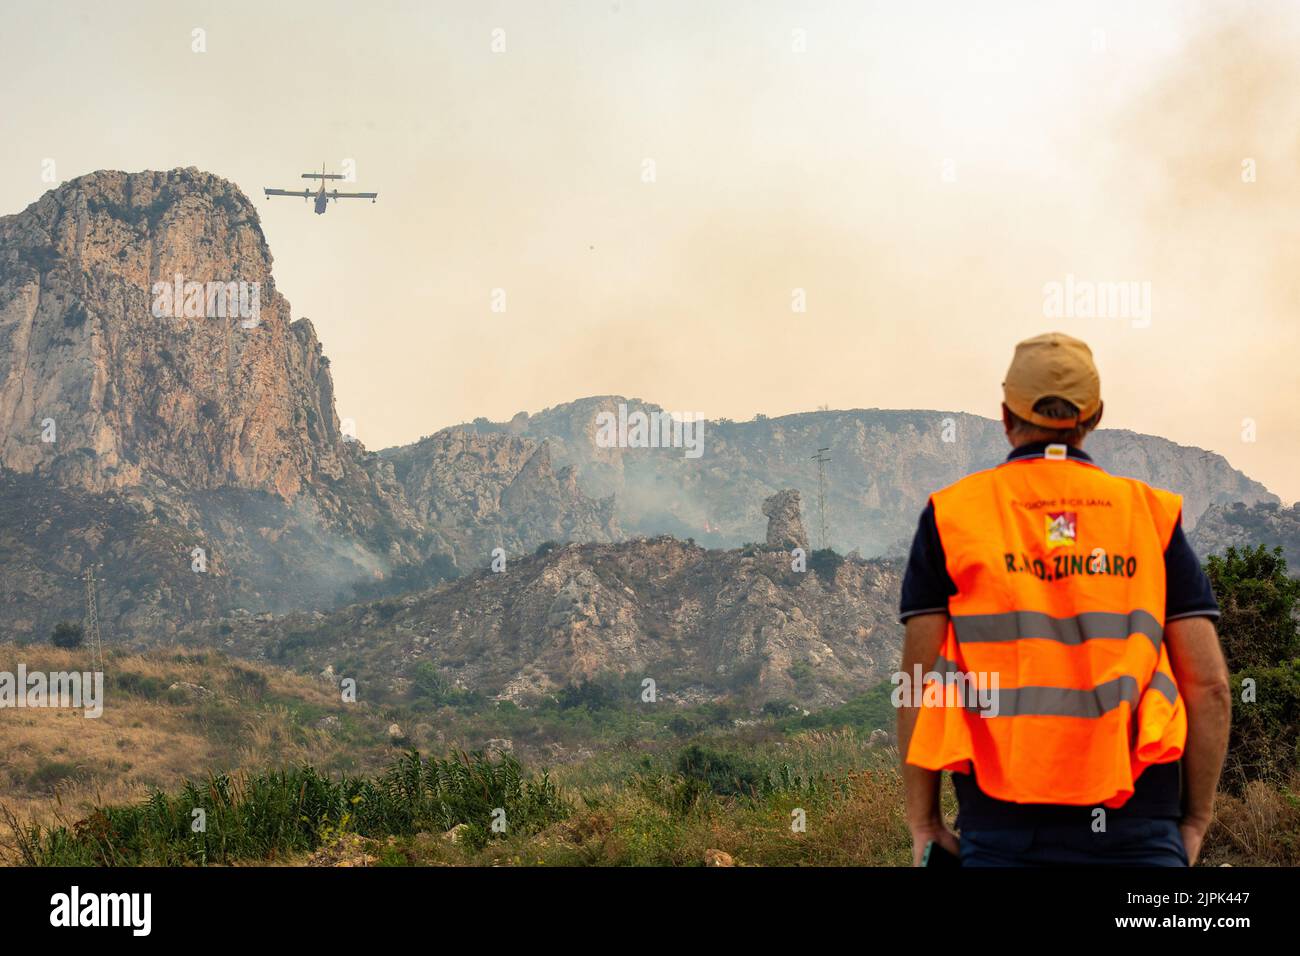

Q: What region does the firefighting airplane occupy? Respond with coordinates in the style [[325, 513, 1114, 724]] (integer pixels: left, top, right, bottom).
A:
[[263, 164, 378, 215]]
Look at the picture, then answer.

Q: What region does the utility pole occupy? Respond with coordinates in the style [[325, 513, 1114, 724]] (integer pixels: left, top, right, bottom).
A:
[[811, 447, 831, 551], [84, 567, 104, 675]]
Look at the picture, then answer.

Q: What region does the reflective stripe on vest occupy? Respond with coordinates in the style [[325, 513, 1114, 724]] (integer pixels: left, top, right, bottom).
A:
[[905, 450, 1188, 808]]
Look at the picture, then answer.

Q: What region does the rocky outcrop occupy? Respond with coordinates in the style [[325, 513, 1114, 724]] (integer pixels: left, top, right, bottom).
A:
[[207, 534, 905, 708], [763, 490, 808, 551], [1190, 501, 1300, 572]]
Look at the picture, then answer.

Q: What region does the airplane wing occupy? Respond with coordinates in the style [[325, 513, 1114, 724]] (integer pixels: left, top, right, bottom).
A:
[[264, 188, 311, 198], [328, 191, 379, 200]]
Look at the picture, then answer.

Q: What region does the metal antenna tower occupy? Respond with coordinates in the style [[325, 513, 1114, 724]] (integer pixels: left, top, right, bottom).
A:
[[811, 447, 831, 550], [84, 567, 104, 675]]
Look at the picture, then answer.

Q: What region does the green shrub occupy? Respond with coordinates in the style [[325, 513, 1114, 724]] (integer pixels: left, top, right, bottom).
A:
[[27, 760, 82, 794], [228, 666, 269, 702], [7, 750, 568, 866], [674, 744, 764, 798], [1207, 545, 1300, 670], [112, 672, 169, 701], [761, 699, 799, 718], [1207, 545, 1300, 791], [50, 621, 84, 648], [724, 656, 763, 690], [557, 679, 615, 712], [667, 714, 703, 738], [269, 630, 329, 661], [1224, 662, 1300, 792], [792, 680, 895, 733], [808, 548, 844, 580]]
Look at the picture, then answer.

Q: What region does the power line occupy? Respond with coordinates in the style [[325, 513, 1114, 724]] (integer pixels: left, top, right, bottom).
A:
[[84, 567, 104, 676], [811, 447, 831, 551]]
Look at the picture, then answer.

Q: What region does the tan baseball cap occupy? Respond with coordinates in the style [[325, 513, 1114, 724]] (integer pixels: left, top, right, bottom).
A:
[[1002, 332, 1101, 428]]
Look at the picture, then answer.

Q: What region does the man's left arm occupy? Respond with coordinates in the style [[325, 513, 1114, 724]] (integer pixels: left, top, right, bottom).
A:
[[1165, 615, 1231, 866], [1162, 518, 1230, 866]]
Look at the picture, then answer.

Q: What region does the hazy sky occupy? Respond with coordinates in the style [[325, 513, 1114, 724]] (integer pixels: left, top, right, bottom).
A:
[[2, 0, 1298, 501]]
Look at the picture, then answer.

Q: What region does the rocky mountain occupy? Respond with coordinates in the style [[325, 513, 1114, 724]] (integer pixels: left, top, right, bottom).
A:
[[0, 168, 1282, 650], [1, 169, 348, 498], [1190, 501, 1300, 572], [0, 170, 607, 640], [421, 397, 1278, 557], [195, 534, 905, 708]]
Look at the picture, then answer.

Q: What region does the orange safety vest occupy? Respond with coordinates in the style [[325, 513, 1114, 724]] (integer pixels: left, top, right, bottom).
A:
[[905, 444, 1187, 808]]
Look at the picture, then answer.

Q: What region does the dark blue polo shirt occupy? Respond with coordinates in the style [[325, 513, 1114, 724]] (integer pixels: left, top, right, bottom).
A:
[[899, 441, 1221, 828]]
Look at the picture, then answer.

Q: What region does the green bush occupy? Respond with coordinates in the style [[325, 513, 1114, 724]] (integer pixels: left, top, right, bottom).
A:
[[228, 666, 269, 702], [667, 714, 704, 738], [808, 548, 844, 580], [723, 656, 763, 691], [674, 744, 764, 798], [1224, 662, 1300, 791], [556, 679, 615, 712], [410, 661, 450, 703], [1207, 545, 1300, 791], [50, 621, 84, 649], [792, 680, 895, 733], [8, 750, 568, 866], [409, 662, 480, 709], [112, 672, 169, 701], [1207, 545, 1300, 670], [27, 760, 82, 794], [269, 630, 330, 661]]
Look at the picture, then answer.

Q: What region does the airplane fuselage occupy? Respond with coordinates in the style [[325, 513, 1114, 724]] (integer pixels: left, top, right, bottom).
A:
[[263, 165, 376, 213]]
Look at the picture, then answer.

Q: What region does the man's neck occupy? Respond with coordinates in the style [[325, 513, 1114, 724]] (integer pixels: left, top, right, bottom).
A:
[[1005, 440, 1094, 463], [1011, 432, 1084, 449]]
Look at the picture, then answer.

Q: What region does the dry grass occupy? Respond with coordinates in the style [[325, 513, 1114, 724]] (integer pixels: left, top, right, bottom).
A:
[[0, 646, 395, 835], [1202, 775, 1300, 866], [2, 648, 1294, 867]]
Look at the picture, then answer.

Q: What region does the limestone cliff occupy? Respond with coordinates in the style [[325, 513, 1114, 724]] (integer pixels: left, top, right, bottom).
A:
[[451, 397, 1278, 556], [0, 169, 348, 497]]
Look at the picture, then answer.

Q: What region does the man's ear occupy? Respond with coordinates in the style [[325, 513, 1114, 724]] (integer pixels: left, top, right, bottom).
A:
[[1001, 403, 1015, 436], [1093, 401, 1104, 430]]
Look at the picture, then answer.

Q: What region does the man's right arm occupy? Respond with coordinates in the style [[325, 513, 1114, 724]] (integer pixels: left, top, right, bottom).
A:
[[1164, 615, 1231, 866], [897, 500, 960, 865], [898, 613, 960, 865]]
